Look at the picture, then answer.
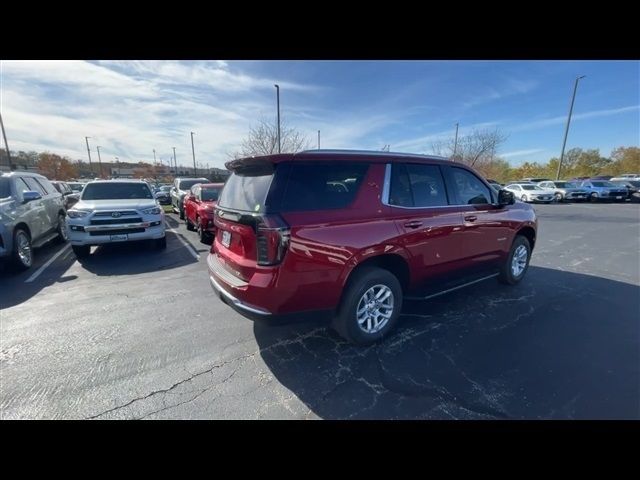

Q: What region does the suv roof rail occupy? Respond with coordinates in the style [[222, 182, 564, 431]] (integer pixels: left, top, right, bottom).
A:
[[299, 149, 450, 161]]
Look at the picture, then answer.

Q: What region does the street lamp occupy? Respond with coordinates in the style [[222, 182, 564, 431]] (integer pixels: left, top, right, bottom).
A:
[[452, 123, 459, 161], [115, 157, 120, 178], [172, 147, 177, 174], [190, 132, 197, 176], [96, 146, 103, 178], [85, 136, 93, 175], [556, 75, 586, 180], [275, 84, 281, 154]]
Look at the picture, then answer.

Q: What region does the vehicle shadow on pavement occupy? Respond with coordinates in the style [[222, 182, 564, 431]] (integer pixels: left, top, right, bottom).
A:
[[75, 231, 197, 277], [253, 266, 640, 420], [0, 242, 76, 310]]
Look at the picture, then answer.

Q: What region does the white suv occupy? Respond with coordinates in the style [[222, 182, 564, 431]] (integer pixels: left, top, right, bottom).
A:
[[66, 180, 166, 257]]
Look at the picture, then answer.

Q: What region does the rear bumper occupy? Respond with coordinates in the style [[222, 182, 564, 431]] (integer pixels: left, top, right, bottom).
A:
[[209, 274, 272, 317]]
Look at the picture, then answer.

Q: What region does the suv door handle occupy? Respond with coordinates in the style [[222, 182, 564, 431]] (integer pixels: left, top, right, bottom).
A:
[[403, 221, 423, 229], [464, 215, 477, 222]]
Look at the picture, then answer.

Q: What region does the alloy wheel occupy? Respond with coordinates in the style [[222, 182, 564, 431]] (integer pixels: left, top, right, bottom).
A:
[[356, 284, 394, 334]]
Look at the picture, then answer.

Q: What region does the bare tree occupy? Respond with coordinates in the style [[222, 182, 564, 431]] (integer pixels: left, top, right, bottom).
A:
[[229, 118, 311, 159], [431, 128, 508, 166]]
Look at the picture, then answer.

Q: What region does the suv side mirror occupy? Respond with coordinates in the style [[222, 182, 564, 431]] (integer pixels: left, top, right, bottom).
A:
[[23, 190, 42, 203], [497, 189, 515, 206]]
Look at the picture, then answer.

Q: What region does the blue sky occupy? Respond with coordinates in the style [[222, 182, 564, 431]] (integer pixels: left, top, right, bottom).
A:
[[1, 60, 638, 168]]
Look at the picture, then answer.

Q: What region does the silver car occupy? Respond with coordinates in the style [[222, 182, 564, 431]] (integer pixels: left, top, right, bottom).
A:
[[66, 180, 166, 257], [537, 180, 589, 202], [0, 171, 68, 270], [505, 183, 555, 203]]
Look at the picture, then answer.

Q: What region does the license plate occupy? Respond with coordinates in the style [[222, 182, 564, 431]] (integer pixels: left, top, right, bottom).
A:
[[221, 230, 231, 248], [110, 234, 128, 241], [616, 196, 622, 199]]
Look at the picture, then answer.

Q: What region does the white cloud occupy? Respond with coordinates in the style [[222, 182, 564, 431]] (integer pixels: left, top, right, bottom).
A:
[[511, 105, 640, 132], [502, 148, 546, 158]]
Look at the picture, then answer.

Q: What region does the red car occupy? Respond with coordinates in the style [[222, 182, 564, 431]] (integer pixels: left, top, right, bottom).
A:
[[184, 183, 224, 242], [208, 150, 537, 345]]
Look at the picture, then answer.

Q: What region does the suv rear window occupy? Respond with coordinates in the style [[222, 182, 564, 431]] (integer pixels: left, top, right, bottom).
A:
[[218, 161, 369, 213], [218, 162, 275, 213]]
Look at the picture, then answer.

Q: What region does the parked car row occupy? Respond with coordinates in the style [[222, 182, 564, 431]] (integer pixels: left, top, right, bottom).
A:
[[499, 178, 638, 203]]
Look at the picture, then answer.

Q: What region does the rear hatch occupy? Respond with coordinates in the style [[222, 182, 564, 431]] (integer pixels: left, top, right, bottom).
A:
[[212, 158, 290, 282]]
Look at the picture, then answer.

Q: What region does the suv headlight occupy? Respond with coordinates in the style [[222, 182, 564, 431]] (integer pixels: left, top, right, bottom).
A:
[[67, 209, 91, 218], [141, 206, 162, 215]]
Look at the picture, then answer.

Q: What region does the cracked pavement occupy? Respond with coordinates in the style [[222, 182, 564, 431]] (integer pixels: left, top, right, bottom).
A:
[[1, 203, 639, 419]]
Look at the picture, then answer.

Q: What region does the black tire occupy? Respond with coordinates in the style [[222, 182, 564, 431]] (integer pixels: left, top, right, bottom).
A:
[[12, 228, 33, 271], [196, 218, 208, 244], [520, 194, 528, 202], [554, 193, 563, 203], [155, 236, 167, 249], [498, 235, 531, 285], [589, 192, 598, 203], [185, 215, 195, 231], [72, 245, 90, 258], [179, 202, 185, 220], [56, 213, 68, 243], [332, 267, 403, 345]]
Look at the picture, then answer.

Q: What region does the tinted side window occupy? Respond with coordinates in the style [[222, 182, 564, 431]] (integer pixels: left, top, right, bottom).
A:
[[389, 163, 448, 207], [406, 164, 448, 207], [279, 162, 369, 212], [449, 168, 492, 205], [389, 164, 413, 207], [22, 177, 47, 195], [36, 178, 54, 194]]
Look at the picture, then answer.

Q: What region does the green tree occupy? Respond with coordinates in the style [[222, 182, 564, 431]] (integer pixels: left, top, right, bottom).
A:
[[609, 147, 640, 175]]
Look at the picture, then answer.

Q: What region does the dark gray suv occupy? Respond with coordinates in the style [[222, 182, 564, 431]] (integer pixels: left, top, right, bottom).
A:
[[0, 172, 67, 270]]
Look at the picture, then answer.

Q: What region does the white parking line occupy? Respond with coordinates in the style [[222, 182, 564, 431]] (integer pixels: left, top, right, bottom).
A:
[[165, 221, 200, 260], [25, 244, 71, 283]]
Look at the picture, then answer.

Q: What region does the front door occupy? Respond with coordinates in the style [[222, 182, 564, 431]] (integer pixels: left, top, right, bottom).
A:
[[441, 165, 511, 271], [385, 162, 467, 287]]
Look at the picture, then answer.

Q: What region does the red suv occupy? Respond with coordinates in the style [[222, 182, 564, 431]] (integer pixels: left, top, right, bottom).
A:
[[208, 150, 537, 345], [184, 183, 225, 242]]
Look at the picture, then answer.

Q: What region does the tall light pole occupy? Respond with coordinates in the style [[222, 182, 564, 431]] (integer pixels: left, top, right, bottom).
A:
[[85, 136, 93, 175], [0, 112, 12, 167], [452, 123, 459, 161], [96, 146, 103, 178], [172, 147, 177, 174], [317, 130, 320, 149], [153, 149, 157, 165], [556, 75, 586, 180], [190, 131, 197, 176], [274, 84, 281, 154]]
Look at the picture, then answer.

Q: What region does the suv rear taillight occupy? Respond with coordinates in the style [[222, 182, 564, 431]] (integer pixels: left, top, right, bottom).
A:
[[256, 214, 290, 266]]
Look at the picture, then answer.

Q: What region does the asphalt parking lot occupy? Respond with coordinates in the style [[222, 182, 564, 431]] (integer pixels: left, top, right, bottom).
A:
[[1, 203, 639, 419]]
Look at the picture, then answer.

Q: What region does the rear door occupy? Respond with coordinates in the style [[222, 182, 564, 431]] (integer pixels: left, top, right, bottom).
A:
[[35, 177, 62, 230], [16, 176, 48, 240], [442, 165, 511, 270], [385, 162, 467, 284]]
